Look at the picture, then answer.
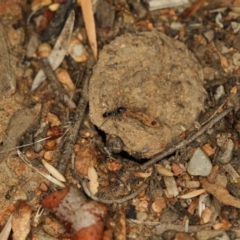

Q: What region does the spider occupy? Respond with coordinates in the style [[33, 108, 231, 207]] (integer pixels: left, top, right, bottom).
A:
[[102, 107, 126, 118]]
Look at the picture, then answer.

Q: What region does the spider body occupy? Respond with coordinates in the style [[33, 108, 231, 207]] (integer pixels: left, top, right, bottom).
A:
[[102, 107, 127, 118]]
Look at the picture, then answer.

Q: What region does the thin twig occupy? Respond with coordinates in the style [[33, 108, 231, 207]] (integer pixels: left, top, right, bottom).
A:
[[78, 176, 148, 204], [57, 65, 90, 176], [155, 222, 212, 235], [1, 130, 65, 188], [141, 107, 233, 170], [40, 58, 76, 109]]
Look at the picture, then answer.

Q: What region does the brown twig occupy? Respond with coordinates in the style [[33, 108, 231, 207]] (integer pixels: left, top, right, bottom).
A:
[[40, 58, 76, 109], [155, 222, 213, 235], [141, 107, 233, 170], [180, 0, 205, 20], [78, 176, 148, 204], [57, 64, 90, 176]]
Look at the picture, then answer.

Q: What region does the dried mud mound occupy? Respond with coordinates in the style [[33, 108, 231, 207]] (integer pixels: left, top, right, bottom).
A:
[[89, 31, 206, 158]]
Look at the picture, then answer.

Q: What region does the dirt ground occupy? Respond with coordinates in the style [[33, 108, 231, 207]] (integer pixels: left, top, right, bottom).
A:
[[1, 0, 240, 239]]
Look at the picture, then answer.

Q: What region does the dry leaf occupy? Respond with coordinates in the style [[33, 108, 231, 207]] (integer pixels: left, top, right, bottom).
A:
[[222, 163, 240, 181], [42, 159, 66, 182], [42, 186, 107, 239], [179, 189, 206, 199], [0, 214, 12, 240], [207, 165, 219, 183], [181, 0, 204, 19], [80, 0, 97, 60], [131, 171, 152, 178], [31, 11, 75, 90], [88, 166, 99, 195], [201, 179, 240, 208], [12, 203, 32, 240], [156, 164, 174, 176]]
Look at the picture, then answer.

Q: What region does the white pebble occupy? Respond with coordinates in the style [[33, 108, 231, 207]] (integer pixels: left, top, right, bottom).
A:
[[187, 148, 212, 176]]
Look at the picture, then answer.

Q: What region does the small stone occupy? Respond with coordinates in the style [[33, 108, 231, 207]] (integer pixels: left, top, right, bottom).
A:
[[215, 174, 228, 188], [202, 67, 216, 81], [217, 139, 234, 165], [170, 22, 184, 31], [197, 230, 230, 240], [214, 85, 225, 101], [175, 232, 195, 240], [216, 133, 228, 147], [163, 176, 179, 197], [233, 34, 240, 51], [136, 212, 148, 222], [160, 210, 179, 223], [231, 22, 240, 34], [227, 182, 240, 198], [187, 148, 212, 176], [204, 30, 214, 42], [151, 197, 167, 213], [183, 180, 201, 189], [233, 52, 240, 66]]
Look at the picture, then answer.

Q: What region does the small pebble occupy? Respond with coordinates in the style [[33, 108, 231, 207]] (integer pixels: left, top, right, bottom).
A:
[[187, 148, 212, 176], [232, 52, 240, 66], [183, 180, 201, 189], [233, 34, 240, 51], [68, 38, 88, 62], [204, 30, 214, 42], [227, 182, 240, 198], [202, 67, 215, 81], [216, 133, 228, 147], [214, 85, 225, 101], [170, 22, 184, 31], [207, 232, 230, 240], [136, 212, 148, 222], [215, 13, 223, 28], [215, 174, 228, 188], [217, 139, 234, 165], [197, 231, 231, 240], [160, 210, 179, 223], [231, 22, 240, 34], [163, 176, 179, 197]]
